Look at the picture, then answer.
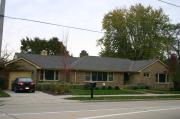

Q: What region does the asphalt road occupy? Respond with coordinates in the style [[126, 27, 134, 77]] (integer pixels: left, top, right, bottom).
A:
[[0, 91, 180, 119]]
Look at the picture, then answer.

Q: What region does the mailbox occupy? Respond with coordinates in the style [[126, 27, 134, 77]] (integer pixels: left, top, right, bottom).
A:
[[90, 82, 96, 99], [90, 82, 96, 88]]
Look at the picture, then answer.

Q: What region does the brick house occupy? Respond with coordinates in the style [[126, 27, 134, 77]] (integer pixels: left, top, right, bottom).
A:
[[5, 53, 173, 90]]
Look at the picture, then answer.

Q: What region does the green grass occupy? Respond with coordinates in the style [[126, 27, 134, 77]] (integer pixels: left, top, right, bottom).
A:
[[66, 95, 180, 101], [0, 90, 10, 97], [70, 89, 145, 95], [136, 89, 180, 94]]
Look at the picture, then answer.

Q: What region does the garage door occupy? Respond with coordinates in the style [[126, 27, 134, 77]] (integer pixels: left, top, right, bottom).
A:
[[8, 71, 32, 90]]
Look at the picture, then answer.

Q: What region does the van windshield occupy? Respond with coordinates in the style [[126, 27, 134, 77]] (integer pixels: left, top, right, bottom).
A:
[[19, 78, 32, 82]]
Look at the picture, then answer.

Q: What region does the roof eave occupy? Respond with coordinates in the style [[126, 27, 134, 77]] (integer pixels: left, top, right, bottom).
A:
[[5, 58, 41, 69], [137, 59, 168, 72]]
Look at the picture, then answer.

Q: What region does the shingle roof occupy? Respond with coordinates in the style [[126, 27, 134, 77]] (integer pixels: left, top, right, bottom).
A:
[[14, 53, 158, 72], [71, 56, 132, 72], [15, 53, 78, 69], [71, 56, 156, 72], [129, 60, 157, 72]]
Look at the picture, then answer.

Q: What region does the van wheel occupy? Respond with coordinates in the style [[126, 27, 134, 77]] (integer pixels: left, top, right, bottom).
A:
[[14, 88, 18, 93], [31, 90, 35, 93]]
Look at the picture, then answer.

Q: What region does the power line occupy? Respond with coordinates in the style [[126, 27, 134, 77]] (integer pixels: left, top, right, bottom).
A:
[[157, 0, 180, 8], [0, 15, 104, 34]]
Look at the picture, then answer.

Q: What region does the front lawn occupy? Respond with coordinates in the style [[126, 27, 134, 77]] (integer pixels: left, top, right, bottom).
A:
[[70, 89, 145, 95], [66, 95, 180, 101], [0, 90, 10, 97], [135, 89, 180, 94], [36, 83, 180, 96]]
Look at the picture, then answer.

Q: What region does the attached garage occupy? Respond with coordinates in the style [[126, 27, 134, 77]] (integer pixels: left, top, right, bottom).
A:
[[6, 57, 41, 90], [8, 71, 32, 90]]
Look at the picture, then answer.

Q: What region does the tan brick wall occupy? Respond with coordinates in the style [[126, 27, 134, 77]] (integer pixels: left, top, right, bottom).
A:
[[11, 59, 37, 71], [129, 61, 173, 89], [71, 71, 124, 87], [72, 71, 86, 85]]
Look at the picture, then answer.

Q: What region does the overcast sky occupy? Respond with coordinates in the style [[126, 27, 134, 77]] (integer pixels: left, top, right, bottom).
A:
[[2, 0, 180, 58]]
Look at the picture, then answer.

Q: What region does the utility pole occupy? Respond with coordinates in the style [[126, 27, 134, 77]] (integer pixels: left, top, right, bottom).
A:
[[0, 0, 6, 57]]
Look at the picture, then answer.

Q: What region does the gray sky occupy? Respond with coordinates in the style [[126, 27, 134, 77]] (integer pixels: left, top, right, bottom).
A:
[[2, 0, 180, 58]]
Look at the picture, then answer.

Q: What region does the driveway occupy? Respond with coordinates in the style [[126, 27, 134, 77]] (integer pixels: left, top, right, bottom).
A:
[[0, 90, 77, 105]]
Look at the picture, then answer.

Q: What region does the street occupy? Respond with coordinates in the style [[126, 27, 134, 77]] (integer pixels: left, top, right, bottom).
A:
[[0, 91, 180, 119]]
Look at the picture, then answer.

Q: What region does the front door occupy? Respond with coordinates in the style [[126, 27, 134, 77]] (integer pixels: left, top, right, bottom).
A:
[[124, 73, 129, 85]]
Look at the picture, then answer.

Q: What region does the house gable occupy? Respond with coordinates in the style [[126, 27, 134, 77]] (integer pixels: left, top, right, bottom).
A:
[[6, 58, 41, 70], [138, 60, 168, 73]]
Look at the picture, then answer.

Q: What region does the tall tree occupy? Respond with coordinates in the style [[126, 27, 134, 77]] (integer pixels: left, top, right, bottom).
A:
[[79, 50, 89, 57], [168, 54, 180, 90], [171, 24, 180, 62], [168, 24, 180, 90], [20, 37, 68, 55], [98, 4, 173, 60]]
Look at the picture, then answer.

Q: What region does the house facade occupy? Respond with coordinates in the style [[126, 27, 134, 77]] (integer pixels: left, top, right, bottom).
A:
[[5, 53, 173, 90]]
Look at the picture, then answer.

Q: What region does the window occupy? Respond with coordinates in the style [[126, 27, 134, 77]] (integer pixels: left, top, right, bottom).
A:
[[92, 72, 98, 81], [156, 73, 168, 83], [45, 70, 54, 80], [55, 71, 59, 80], [91, 72, 112, 81], [108, 73, 113, 81], [40, 70, 44, 80], [144, 72, 150, 78], [159, 74, 166, 83], [102, 72, 107, 81], [92, 72, 103, 81], [98, 72, 103, 81], [19, 78, 32, 82], [40, 70, 59, 81]]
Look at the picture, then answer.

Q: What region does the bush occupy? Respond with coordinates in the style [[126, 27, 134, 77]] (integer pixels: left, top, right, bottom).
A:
[[54, 84, 65, 94], [43, 83, 51, 91], [173, 81, 180, 91], [101, 86, 106, 90], [127, 84, 149, 90], [36, 83, 43, 91], [129, 85, 138, 90], [83, 84, 90, 90], [36, 83, 71, 95], [48, 83, 54, 92], [114, 86, 120, 90], [107, 86, 113, 90], [70, 84, 84, 90], [94, 87, 99, 90]]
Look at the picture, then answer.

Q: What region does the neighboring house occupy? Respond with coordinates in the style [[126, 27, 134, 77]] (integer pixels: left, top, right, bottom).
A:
[[5, 53, 173, 90]]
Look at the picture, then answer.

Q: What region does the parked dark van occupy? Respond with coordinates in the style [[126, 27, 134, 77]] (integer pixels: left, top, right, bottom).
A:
[[12, 77, 35, 93]]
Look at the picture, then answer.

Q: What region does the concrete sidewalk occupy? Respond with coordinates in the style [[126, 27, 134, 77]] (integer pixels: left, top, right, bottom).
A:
[[70, 94, 180, 97]]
